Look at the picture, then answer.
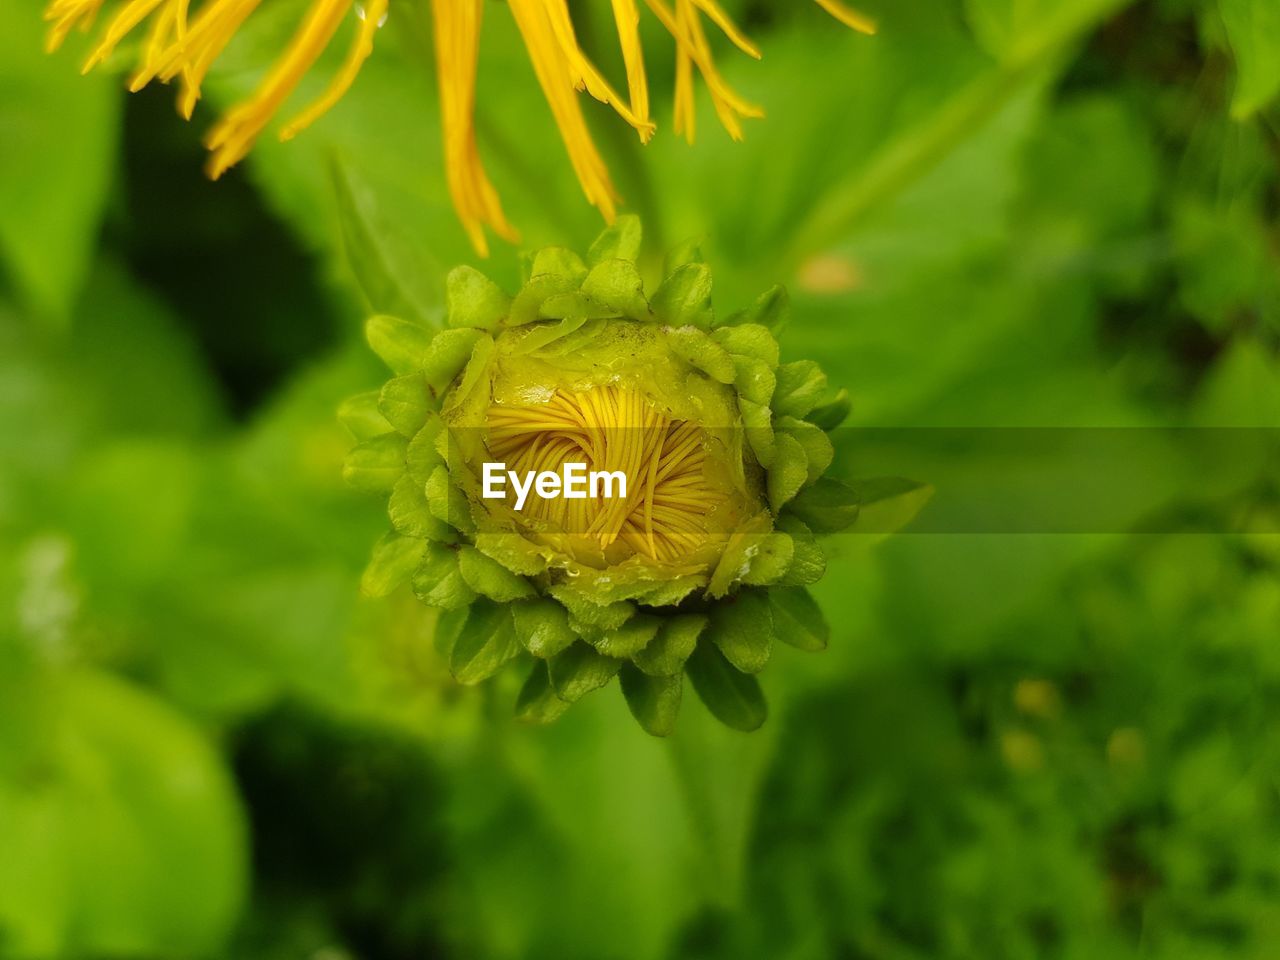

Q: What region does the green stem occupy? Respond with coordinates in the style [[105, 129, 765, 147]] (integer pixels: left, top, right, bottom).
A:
[[781, 0, 1132, 272], [664, 707, 779, 908]]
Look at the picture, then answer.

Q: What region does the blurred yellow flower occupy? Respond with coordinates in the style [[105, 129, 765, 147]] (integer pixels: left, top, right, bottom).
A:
[[44, 0, 874, 254]]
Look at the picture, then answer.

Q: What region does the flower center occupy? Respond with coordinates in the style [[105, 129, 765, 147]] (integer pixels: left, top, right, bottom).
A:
[[484, 385, 728, 567]]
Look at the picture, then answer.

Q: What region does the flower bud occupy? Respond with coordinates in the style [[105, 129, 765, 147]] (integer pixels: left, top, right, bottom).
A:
[[345, 218, 858, 734]]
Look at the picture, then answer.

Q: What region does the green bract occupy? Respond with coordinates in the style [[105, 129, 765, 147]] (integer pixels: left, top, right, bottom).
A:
[[343, 218, 863, 735]]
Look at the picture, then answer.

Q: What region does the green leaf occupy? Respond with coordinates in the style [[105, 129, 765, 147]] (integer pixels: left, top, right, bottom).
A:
[[361, 532, 427, 598], [515, 662, 572, 724], [806, 388, 852, 430], [509, 273, 582, 326], [1173, 198, 1278, 334], [433, 606, 471, 660], [404, 417, 444, 484], [580, 259, 650, 319], [423, 328, 485, 394], [709, 590, 773, 674], [632, 614, 706, 676], [424, 465, 450, 523], [777, 417, 834, 482], [632, 575, 702, 607], [365, 314, 433, 375], [473, 533, 549, 576], [713, 324, 781, 366], [667, 327, 736, 384], [593, 615, 661, 658], [1219, 0, 1280, 117], [738, 397, 775, 469], [411, 542, 476, 610], [620, 666, 683, 737], [538, 318, 608, 357], [512, 599, 578, 658], [686, 640, 767, 732], [548, 585, 635, 632], [549, 643, 623, 702], [742, 532, 795, 586], [337, 391, 390, 440], [530, 246, 589, 284], [768, 432, 809, 513], [389, 474, 454, 541], [425, 465, 475, 534], [342, 433, 407, 493], [707, 511, 773, 599], [775, 516, 826, 586], [0, 670, 246, 955], [663, 235, 704, 273], [788, 478, 861, 533], [773, 361, 828, 418], [652, 263, 714, 329], [770, 587, 830, 652], [332, 159, 441, 326], [739, 284, 790, 332], [378, 373, 432, 436], [510, 315, 590, 355], [733, 355, 777, 407], [446, 265, 510, 330], [0, 8, 119, 323], [538, 291, 609, 321], [587, 214, 642, 264], [456, 545, 535, 602], [444, 333, 494, 412], [450, 601, 519, 685], [847, 477, 934, 536]]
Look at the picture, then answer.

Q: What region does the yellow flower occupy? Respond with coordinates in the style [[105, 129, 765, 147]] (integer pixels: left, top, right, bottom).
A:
[[484, 384, 741, 568], [45, 0, 874, 254]]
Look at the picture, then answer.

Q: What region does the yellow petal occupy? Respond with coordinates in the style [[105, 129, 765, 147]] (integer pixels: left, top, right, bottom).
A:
[[44, 0, 106, 54], [813, 0, 877, 35], [82, 0, 167, 72], [688, 0, 760, 60], [136, 0, 261, 118], [542, 0, 655, 140], [646, 0, 764, 144], [431, 0, 519, 255], [280, 0, 387, 141], [203, 0, 350, 178], [507, 0, 619, 220], [671, 0, 696, 142], [610, 0, 652, 142]]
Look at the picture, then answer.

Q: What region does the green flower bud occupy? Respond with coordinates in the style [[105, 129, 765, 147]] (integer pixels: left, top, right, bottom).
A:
[[344, 217, 860, 735]]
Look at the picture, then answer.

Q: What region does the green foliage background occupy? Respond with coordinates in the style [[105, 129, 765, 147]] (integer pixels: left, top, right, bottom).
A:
[[2, 0, 1279, 956]]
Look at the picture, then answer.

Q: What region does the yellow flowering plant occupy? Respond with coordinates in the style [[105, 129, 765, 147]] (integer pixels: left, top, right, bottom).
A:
[[342, 217, 883, 735], [44, 0, 873, 253]]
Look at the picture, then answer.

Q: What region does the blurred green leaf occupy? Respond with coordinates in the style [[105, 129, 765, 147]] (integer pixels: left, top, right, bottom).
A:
[[0, 670, 246, 955], [965, 0, 1129, 64], [789, 477, 861, 532], [1217, 0, 1280, 118], [0, 0, 119, 323], [333, 158, 445, 325], [847, 476, 935, 537]]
